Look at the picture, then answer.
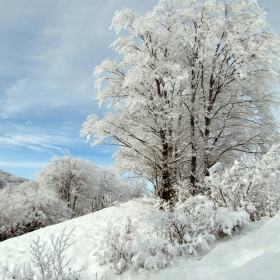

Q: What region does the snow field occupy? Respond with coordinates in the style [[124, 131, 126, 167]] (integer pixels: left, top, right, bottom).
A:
[[0, 199, 279, 279]]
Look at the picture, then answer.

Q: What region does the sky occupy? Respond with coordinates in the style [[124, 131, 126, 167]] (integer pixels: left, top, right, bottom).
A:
[[0, 0, 280, 179]]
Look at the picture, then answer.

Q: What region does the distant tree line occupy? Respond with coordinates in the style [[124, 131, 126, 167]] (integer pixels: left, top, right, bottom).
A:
[[0, 155, 146, 241]]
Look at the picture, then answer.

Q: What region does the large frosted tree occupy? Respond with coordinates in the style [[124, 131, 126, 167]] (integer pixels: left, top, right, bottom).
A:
[[81, 0, 280, 200]]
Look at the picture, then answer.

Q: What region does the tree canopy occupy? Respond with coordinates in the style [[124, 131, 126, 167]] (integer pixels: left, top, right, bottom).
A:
[[81, 0, 280, 200]]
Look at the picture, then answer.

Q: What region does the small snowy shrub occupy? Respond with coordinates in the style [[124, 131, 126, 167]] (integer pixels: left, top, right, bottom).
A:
[[152, 195, 249, 256], [131, 238, 177, 271], [95, 217, 179, 274], [208, 143, 280, 220], [9, 227, 86, 280], [96, 195, 250, 274], [96, 217, 138, 273], [11, 265, 35, 280]]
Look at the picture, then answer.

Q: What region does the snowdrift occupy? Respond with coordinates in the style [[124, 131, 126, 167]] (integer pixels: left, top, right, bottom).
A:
[[0, 198, 279, 279]]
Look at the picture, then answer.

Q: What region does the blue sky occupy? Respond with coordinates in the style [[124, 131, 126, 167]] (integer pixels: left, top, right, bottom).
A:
[[0, 0, 280, 179]]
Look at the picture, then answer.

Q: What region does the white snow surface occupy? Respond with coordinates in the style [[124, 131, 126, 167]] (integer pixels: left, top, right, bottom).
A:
[[0, 198, 279, 279]]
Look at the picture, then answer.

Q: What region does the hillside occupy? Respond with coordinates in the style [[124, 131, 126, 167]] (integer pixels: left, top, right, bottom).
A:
[[0, 169, 27, 189], [0, 199, 279, 279]]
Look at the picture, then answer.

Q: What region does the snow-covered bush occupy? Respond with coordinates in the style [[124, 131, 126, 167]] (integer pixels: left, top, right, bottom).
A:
[[95, 217, 178, 274], [96, 217, 137, 273], [0, 181, 71, 241], [153, 195, 249, 251], [7, 227, 86, 280], [208, 143, 280, 220], [96, 194, 250, 274]]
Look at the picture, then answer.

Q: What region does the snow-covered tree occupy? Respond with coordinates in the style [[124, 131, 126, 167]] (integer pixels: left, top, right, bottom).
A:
[[81, 0, 280, 200], [38, 155, 146, 215], [92, 167, 147, 211], [0, 169, 27, 189], [38, 155, 99, 215], [0, 180, 70, 241]]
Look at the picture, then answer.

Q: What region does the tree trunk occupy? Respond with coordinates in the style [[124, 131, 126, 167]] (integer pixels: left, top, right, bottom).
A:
[[190, 108, 197, 194], [159, 130, 174, 201]]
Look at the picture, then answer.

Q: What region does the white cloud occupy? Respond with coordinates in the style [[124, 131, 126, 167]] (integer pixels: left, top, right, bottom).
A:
[[0, 0, 279, 177], [1, 0, 279, 120], [0, 0, 160, 120], [0, 161, 47, 169], [0, 79, 31, 119], [0, 133, 71, 153], [0, 1, 103, 119]]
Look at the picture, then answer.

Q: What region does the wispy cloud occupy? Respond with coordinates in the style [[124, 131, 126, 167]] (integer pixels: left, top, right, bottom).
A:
[[0, 133, 70, 152], [1, 79, 32, 119], [0, 0, 279, 179], [0, 161, 47, 169], [0, 0, 159, 120]]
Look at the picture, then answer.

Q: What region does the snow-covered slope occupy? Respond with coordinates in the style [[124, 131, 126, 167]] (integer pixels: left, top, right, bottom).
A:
[[0, 169, 27, 189], [0, 199, 279, 279]]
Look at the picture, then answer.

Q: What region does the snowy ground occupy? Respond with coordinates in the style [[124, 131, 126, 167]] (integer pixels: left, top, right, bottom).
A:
[[0, 198, 279, 279]]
